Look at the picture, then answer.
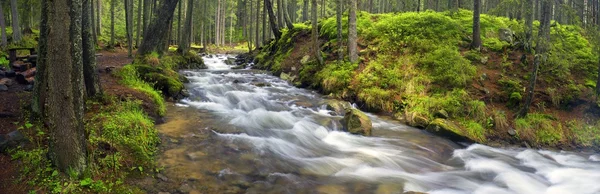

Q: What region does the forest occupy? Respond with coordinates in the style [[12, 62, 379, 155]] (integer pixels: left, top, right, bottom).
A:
[[0, 0, 599, 193]]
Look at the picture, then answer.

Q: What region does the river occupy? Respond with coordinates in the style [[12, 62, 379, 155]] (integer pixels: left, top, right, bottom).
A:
[[152, 55, 600, 194]]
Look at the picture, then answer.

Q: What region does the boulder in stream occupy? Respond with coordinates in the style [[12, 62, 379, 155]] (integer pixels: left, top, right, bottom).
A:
[[426, 118, 473, 143], [342, 108, 372, 136], [323, 99, 352, 116]]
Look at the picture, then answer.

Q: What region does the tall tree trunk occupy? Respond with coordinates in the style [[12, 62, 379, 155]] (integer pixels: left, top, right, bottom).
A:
[[471, 0, 481, 50], [0, 4, 7, 47], [277, 0, 284, 29], [125, 0, 134, 57], [263, 0, 268, 44], [266, 0, 282, 40], [97, 0, 102, 36], [32, 0, 49, 117], [46, 0, 88, 175], [303, 0, 309, 21], [336, 0, 343, 60], [143, 0, 151, 32], [283, 0, 294, 29], [256, 0, 261, 48], [520, 0, 552, 117], [91, 0, 97, 43], [216, 0, 221, 46], [10, 0, 21, 42], [348, 0, 358, 63], [136, 0, 142, 46], [138, 0, 180, 55], [110, 0, 116, 47], [177, 0, 182, 44], [83, 0, 102, 97], [178, 0, 193, 53], [524, 0, 533, 52], [311, 0, 323, 65]]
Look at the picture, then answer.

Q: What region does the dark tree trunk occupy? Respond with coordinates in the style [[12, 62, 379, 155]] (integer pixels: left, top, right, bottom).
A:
[[110, 0, 116, 47], [520, 0, 552, 117], [336, 0, 343, 60], [177, 0, 194, 53], [97, 0, 102, 36], [138, 0, 180, 55], [303, 0, 309, 21], [143, 0, 151, 32], [277, 0, 284, 29], [311, 0, 323, 65], [32, 0, 49, 117], [46, 0, 88, 175], [0, 3, 7, 47], [283, 0, 294, 30], [10, 0, 21, 42], [256, 0, 261, 48], [524, 0, 533, 52], [177, 0, 182, 44], [136, 0, 142, 46], [125, 0, 134, 57], [265, 0, 282, 40], [471, 0, 481, 50], [348, 0, 358, 63], [83, 0, 102, 97]]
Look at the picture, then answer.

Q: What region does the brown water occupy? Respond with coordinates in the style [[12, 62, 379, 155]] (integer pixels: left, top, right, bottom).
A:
[[139, 55, 600, 194]]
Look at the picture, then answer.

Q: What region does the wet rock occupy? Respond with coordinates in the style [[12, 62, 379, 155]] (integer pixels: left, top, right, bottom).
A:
[[406, 112, 429, 128], [24, 85, 34, 91], [0, 78, 13, 86], [156, 173, 169, 182], [178, 184, 192, 193], [0, 84, 7, 91], [508, 128, 517, 136], [317, 184, 347, 194], [0, 131, 27, 153], [5, 70, 15, 77], [186, 151, 207, 161], [251, 82, 272, 87], [280, 72, 297, 82], [324, 99, 352, 116], [375, 183, 404, 194], [434, 110, 449, 119], [342, 108, 372, 136], [426, 119, 473, 143], [232, 79, 242, 84]]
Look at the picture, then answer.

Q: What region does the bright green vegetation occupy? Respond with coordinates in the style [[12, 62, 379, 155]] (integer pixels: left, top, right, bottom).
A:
[[255, 10, 600, 149], [10, 96, 155, 193], [117, 64, 167, 116]]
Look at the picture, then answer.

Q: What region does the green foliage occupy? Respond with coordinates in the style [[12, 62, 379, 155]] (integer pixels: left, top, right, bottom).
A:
[[419, 46, 475, 87], [116, 65, 166, 116], [0, 57, 9, 69], [463, 50, 482, 63], [318, 62, 358, 97], [515, 113, 563, 145], [569, 120, 600, 147], [460, 120, 487, 142]]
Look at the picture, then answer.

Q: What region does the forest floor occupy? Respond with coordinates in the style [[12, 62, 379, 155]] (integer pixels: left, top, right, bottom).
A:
[[0, 49, 136, 193]]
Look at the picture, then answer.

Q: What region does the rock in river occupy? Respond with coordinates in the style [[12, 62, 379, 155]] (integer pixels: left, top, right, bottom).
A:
[[341, 108, 372, 136]]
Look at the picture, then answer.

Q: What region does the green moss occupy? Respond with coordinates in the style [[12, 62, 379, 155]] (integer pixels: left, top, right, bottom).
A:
[[318, 61, 358, 97], [515, 113, 563, 146], [419, 46, 475, 88], [461, 120, 487, 142], [116, 65, 166, 116], [569, 120, 600, 147]]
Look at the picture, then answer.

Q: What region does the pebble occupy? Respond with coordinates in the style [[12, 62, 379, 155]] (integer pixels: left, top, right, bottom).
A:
[[156, 173, 168, 182]]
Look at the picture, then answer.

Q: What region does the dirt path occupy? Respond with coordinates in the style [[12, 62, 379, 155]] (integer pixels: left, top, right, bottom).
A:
[[0, 49, 134, 193]]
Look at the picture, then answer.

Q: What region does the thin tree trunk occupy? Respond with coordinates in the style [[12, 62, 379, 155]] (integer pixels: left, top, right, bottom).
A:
[[125, 0, 134, 57], [256, 0, 261, 48], [91, 0, 97, 43], [348, 0, 358, 63], [97, 0, 102, 36], [138, 0, 180, 55], [471, 0, 481, 50], [32, 0, 49, 117], [83, 0, 102, 97], [10, 0, 21, 42], [303, 0, 309, 21], [266, 0, 282, 40], [283, 0, 294, 29], [46, 0, 87, 175], [178, 0, 193, 53], [0, 4, 7, 47], [137, 0, 142, 46], [143, 0, 151, 32], [311, 0, 323, 65], [278, 0, 284, 29], [336, 0, 343, 60], [110, 0, 116, 47], [525, 0, 533, 52], [263, 0, 268, 44]]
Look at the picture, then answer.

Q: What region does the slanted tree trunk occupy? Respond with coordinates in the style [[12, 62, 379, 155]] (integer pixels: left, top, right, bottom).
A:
[[336, 0, 343, 60], [471, 0, 482, 50], [178, 0, 193, 53], [311, 0, 323, 65], [520, 0, 552, 117], [0, 4, 7, 47], [125, 0, 134, 57], [45, 0, 88, 175], [283, 0, 294, 29], [266, 0, 282, 40], [83, 0, 102, 97], [348, 0, 358, 63], [110, 0, 116, 47], [10, 0, 21, 42], [138, 0, 180, 55]]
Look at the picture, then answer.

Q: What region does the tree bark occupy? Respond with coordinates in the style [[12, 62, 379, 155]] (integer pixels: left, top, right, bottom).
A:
[[136, 0, 142, 46], [0, 4, 7, 47], [83, 0, 102, 97], [277, 0, 284, 29], [283, 0, 294, 29], [520, 0, 552, 117], [32, 0, 49, 117], [311, 0, 323, 65], [336, 0, 343, 60], [10, 0, 21, 42], [256, 0, 261, 48], [471, 0, 481, 50], [266, 0, 282, 40], [46, 0, 88, 175], [178, 0, 194, 53], [138, 0, 180, 55], [97, 0, 102, 36], [524, 0, 533, 52], [110, 0, 116, 47], [303, 0, 309, 22], [91, 0, 97, 43], [348, 0, 358, 63], [125, 0, 134, 57]]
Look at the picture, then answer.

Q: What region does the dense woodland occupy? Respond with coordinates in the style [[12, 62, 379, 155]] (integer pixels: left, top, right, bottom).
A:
[[0, 0, 599, 192]]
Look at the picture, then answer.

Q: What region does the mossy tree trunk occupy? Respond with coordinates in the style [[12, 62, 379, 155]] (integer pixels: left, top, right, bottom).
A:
[[0, 3, 7, 47], [336, 0, 343, 60], [283, 0, 294, 30], [471, 0, 481, 51], [311, 0, 323, 65], [255, 0, 260, 48], [46, 0, 88, 175], [266, 0, 282, 40], [302, 0, 308, 22], [520, 0, 552, 118], [97, 0, 102, 36], [524, 0, 534, 52], [83, 0, 102, 97], [138, 0, 179, 56], [32, 0, 49, 117], [177, 0, 193, 53], [348, 0, 358, 63]]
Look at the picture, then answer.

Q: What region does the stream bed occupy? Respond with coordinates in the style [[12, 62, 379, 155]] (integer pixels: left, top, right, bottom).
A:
[[144, 55, 600, 194]]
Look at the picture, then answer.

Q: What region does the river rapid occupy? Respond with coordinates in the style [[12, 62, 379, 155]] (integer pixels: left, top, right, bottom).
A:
[[152, 55, 600, 194]]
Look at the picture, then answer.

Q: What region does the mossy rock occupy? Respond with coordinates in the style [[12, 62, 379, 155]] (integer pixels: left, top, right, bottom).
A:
[[342, 108, 372, 136], [426, 119, 474, 143], [323, 99, 352, 116], [406, 112, 430, 128], [132, 64, 162, 75], [144, 72, 184, 98]]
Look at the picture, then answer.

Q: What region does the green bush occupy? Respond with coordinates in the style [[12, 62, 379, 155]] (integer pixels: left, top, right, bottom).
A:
[[419, 46, 475, 87]]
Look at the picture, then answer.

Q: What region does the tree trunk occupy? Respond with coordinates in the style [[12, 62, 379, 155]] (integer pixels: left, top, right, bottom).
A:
[[216, 0, 221, 46], [303, 0, 309, 22], [0, 4, 7, 47], [83, 0, 102, 97], [256, 0, 261, 48], [336, 0, 343, 60], [277, 0, 284, 29], [520, 0, 552, 117], [91, 0, 97, 43], [97, 0, 102, 36], [283, 0, 294, 29], [10, 0, 21, 42], [32, 0, 49, 117], [471, 0, 481, 50], [136, 0, 142, 46], [263, 0, 268, 44], [138, 0, 180, 55], [110, 0, 116, 47], [177, 0, 182, 44], [348, 0, 358, 63], [125, 0, 134, 57], [143, 0, 150, 32], [178, 0, 194, 53], [524, 0, 533, 52], [311, 0, 323, 65], [46, 0, 88, 175], [266, 0, 282, 40]]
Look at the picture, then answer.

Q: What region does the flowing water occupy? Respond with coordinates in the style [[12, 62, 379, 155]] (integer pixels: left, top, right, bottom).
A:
[[154, 55, 600, 194]]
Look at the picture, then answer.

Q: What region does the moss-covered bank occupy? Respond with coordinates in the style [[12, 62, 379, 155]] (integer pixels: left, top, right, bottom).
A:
[[253, 10, 600, 150]]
